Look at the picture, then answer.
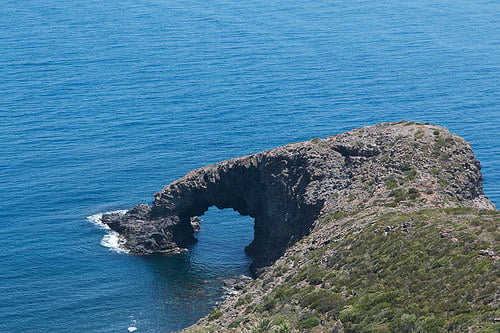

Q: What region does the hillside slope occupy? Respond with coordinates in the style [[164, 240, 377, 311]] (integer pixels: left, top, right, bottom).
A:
[[186, 208, 498, 332]]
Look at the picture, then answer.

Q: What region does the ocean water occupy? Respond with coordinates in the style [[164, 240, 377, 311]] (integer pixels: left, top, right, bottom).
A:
[[0, 0, 498, 331]]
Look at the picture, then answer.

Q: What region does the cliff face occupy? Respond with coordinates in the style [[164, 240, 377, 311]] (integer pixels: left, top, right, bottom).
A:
[[101, 121, 494, 275]]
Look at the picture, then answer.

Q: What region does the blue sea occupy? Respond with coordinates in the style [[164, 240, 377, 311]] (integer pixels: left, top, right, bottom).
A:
[[0, 0, 498, 331]]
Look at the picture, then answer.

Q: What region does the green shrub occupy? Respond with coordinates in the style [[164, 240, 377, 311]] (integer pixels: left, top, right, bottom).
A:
[[385, 178, 398, 189], [228, 319, 241, 329], [299, 289, 344, 313], [405, 168, 417, 181], [407, 187, 420, 199], [298, 316, 320, 329], [273, 264, 289, 277], [272, 285, 298, 301], [390, 313, 417, 333], [389, 188, 407, 202], [262, 296, 278, 311], [207, 310, 223, 321], [418, 317, 446, 333], [414, 129, 425, 139], [235, 294, 252, 307]]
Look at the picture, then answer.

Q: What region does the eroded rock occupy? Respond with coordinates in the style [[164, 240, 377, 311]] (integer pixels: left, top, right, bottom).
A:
[[101, 121, 494, 275]]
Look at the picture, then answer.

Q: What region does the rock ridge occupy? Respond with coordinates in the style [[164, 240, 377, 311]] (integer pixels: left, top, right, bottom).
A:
[[101, 121, 494, 275]]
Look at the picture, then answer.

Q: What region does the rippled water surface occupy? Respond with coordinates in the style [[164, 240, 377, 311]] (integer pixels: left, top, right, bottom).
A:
[[0, 0, 498, 331]]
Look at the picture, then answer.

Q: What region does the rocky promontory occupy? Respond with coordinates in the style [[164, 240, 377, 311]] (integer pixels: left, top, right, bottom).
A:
[[102, 121, 494, 275], [102, 121, 498, 332]]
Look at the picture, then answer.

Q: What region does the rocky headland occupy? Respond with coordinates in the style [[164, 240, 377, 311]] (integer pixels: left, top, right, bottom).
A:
[[102, 121, 498, 332]]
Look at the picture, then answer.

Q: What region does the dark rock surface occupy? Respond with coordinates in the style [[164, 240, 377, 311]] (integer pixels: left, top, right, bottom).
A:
[[101, 121, 494, 275]]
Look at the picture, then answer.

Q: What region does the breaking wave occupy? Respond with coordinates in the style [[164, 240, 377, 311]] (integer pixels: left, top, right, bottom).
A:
[[87, 210, 129, 253]]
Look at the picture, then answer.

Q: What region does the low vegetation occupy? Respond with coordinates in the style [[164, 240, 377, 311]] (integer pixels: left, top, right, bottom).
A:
[[188, 208, 499, 332]]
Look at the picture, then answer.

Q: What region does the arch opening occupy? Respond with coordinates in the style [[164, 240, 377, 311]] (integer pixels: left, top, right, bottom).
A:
[[187, 206, 254, 277]]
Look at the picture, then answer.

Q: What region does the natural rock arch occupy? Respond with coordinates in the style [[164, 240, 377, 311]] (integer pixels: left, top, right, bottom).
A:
[[102, 122, 494, 275], [103, 149, 326, 274]]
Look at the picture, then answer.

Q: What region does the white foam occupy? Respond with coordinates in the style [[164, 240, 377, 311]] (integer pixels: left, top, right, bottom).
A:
[[87, 210, 128, 229], [87, 210, 129, 253], [100, 230, 129, 253]]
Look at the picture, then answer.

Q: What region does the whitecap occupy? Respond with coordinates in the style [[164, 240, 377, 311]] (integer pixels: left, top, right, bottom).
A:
[[87, 210, 129, 253]]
